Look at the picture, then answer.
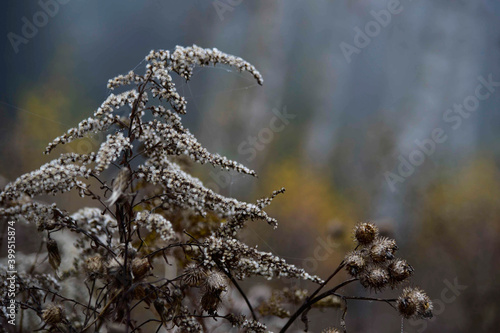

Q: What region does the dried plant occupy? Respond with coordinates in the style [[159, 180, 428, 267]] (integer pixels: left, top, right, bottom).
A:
[[0, 45, 432, 332]]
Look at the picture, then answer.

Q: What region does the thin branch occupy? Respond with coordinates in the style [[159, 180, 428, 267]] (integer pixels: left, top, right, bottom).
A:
[[220, 265, 258, 321], [279, 278, 357, 333], [334, 294, 397, 310]]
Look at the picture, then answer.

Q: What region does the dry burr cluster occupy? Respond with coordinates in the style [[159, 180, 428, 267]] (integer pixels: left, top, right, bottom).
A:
[[0, 46, 432, 333], [345, 222, 433, 319]]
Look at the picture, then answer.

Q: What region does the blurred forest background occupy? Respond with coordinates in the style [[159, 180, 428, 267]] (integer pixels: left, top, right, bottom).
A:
[[1, 1, 500, 332]]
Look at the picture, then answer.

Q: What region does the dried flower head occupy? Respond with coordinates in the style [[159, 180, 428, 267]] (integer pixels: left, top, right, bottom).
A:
[[131, 257, 150, 280], [94, 132, 131, 174], [183, 263, 207, 287], [241, 318, 268, 333], [397, 287, 433, 319], [344, 250, 366, 277], [388, 258, 414, 286], [198, 270, 228, 314], [359, 265, 390, 290], [354, 222, 378, 245], [42, 304, 63, 325], [370, 237, 398, 262], [134, 211, 176, 242], [204, 269, 228, 293], [84, 255, 105, 277]]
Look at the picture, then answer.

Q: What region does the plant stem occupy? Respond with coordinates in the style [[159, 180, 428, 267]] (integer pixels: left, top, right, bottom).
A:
[[279, 278, 357, 333]]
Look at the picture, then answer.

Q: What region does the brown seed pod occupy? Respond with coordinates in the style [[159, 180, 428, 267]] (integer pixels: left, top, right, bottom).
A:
[[42, 304, 63, 325], [132, 257, 150, 280], [85, 255, 105, 277], [344, 250, 366, 277], [183, 263, 207, 287], [388, 258, 414, 286], [354, 222, 379, 245], [397, 287, 433, 319], [370, 237, 398, 262], [359, 265, 390, 291]]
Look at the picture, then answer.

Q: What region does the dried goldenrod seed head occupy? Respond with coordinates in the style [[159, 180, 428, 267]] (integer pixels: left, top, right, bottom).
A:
[[397, 287, 433, 319], [370, 237, 398, 262], [42, 304, 63, 325], [388, 259, 414, 285], [204, 270, 228, 293], [183, 263, 207, 287], [359, 266, 390, 290], [85, 255, 104, 276], [344, 250, 366, 277], [226, 313, 246, 327], [131, 257, 150, 280], [37, 219, 57, 232], [46, 239, 61, 271], [354, 222, 378, 245]]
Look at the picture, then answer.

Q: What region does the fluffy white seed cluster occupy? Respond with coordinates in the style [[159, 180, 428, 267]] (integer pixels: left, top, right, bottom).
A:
[[70, 207, 118, 249], [240, 319, 268, 333], [139, 120, 256, 176], [94, 132, 131, 174], [0, 201, 56, 228], [107, 70, 145, 90], [45, 90, 144, 154], [95, 90, 144, 117], [45, 116, 114, 154], [174, 306, 203, 333], [168, 45, 264, 85], [134, 211, 176, 242], [143, 45, 264, 114], [202, 236, 324, 284], [143, 49, 186, 114], [0, 158, 90, 201], [0, 263, 61, 303], [150, 105, 184, 132], [137, 158, 275, 226], [71, 207, 117, 232]]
